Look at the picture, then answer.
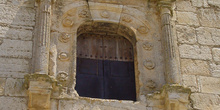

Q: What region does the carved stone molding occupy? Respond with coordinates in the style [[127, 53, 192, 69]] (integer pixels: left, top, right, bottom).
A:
[[143, 41, 153, 51], [144, 60, 155, 70]]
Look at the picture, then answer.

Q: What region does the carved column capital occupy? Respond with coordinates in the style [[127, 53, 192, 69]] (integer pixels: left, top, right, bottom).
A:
[[157, 0, 175, 15]]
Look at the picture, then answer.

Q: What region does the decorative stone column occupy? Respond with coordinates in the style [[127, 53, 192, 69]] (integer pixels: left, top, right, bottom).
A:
[[24, 0, 57, 110], [158, 0, 181, 84], [33, 0, 54, 75]]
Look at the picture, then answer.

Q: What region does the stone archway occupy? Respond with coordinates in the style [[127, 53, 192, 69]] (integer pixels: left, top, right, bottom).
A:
[[25, 0, 191, 110]]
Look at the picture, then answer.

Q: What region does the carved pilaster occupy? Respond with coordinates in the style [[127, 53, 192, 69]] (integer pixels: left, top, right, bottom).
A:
[[33, 0, 54, 75], [158, 0, 181, 84]]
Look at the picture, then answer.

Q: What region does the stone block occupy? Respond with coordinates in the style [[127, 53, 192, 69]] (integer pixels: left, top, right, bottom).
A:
[[180, 59, 210, 76], [207, 0, 220, 8], [199, 76, 220, 94], [176, 25, 197, 44], [0, 27, 33, 40], [175, 1, 196, 12], [0, 97, 27, 110], [5, 78, 27, 96], [0, 0, 6, 4], [0, 39, 32, 58], [198, 9, 220, 28], [191, 0, 209, 7], [190, 93, 220, 110], [59, 100, 89, 110], [0, 57, 30, 78], [196, 27, 220, 45], [182, 75, 198, 92], [51, 99, 58, 110], [210, 63, 220, 77], [0, 78, 6, 95], [212, 48, 220, 62], [176, 12, 199, 26], [5, 0, 35, 7], [179, 44, 212, 60], [0, 5, 35, 27]]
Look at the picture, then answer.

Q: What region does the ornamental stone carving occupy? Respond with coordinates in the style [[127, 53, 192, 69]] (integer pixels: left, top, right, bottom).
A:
[[137, 26, 149, 34], [143, 41, 153, 51], [58, 52, 69, 61], [144, 60, 155, 70], [100, 10, 110, 18], [57, 71, 68, 82], [78, 9, 89, 18], [59, 33, 71, 43], [62, 17, 74, 27], [146, 80, 156, 89], [122, 15, 132, 23]]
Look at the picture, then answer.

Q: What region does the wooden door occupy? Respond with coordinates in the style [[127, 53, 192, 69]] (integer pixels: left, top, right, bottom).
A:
[[76, 33, 136, 101]]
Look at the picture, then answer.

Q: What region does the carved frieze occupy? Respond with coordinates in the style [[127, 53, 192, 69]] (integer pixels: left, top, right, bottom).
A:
[[59, 33, 71, 43], [143, 60, 155, 70], [100, 10, 110, 18], [143, 41, 153, 51], [58, 52, 69, 61]]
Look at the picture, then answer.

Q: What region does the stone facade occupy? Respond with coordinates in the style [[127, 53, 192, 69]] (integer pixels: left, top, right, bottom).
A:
[[0, 0, 219, 110]]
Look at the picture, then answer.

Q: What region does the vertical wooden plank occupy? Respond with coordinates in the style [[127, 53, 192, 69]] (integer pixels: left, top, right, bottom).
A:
[[103, 35, 116, 61]]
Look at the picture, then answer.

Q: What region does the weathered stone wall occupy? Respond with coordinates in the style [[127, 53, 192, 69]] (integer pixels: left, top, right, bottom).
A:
[[173, 0, 220, 109], [0, 0, 219, 110], [0, 0, 36, 110]]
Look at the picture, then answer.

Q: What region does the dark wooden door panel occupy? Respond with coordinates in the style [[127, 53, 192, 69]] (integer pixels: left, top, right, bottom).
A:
[[76, 58, 104, 98], [104, 60, 136, 101], [76, 33, 136, 100]]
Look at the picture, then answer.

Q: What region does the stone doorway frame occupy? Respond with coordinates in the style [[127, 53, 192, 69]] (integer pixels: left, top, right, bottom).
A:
[[24, 0, 190, 110]]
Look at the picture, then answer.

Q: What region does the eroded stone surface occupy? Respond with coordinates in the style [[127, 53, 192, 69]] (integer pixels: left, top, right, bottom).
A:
[[179, 44, 212, 60], [212, 48, 220, 62], [0, 57, 30, 78], [191, 93, 220, 110], [198, 9, 220, 28], [180, 59, 210, 76], [176, 25, 197, 44], [196, 27, 220, 45], [199, 76, 220, 94], [176, 12, 199, 26], [210, 63, 220, 77], [0, 78, 6, 95], [4, 78, 26, 96], [182, 75, 198, 92], [0, 97, 27, 110]]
